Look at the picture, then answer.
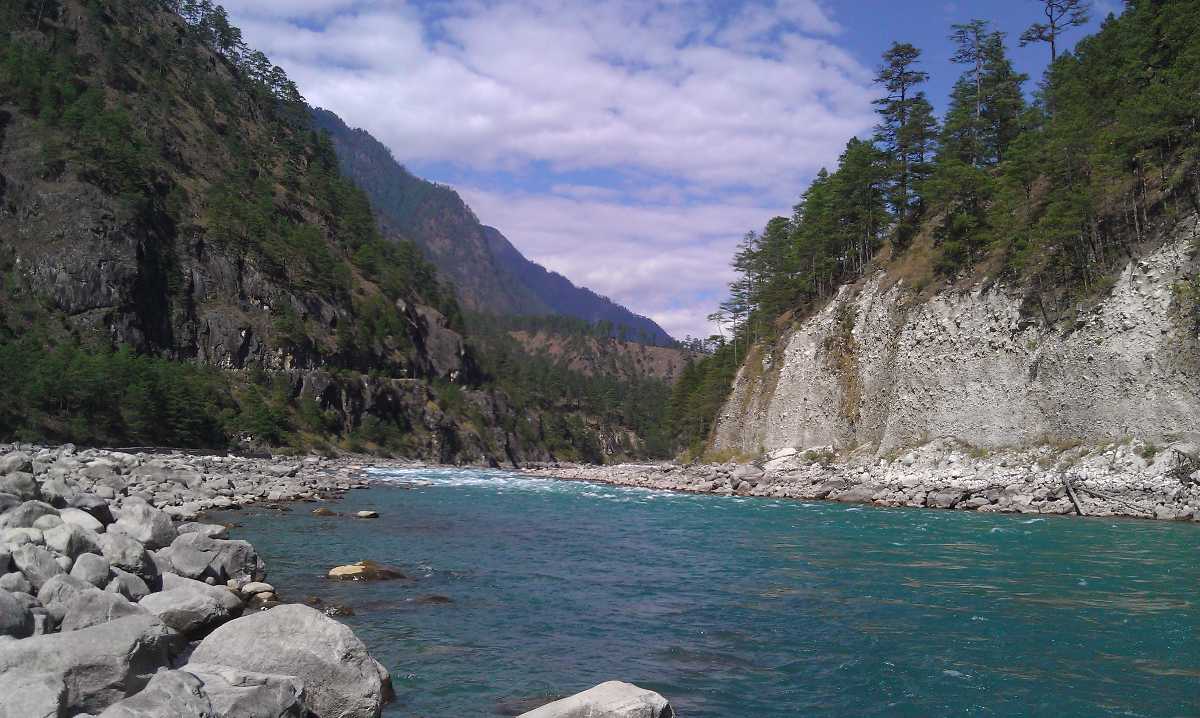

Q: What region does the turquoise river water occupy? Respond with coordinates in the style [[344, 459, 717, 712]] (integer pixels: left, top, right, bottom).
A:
[[218, 467, 1199, 717]]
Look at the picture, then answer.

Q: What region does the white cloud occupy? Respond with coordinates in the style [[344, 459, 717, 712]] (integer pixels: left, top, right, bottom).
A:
[[221, 0, 875, 337], [458, 186, 784, 338]]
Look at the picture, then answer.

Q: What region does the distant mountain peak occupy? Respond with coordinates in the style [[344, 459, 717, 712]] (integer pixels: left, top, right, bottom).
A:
[[310, 108, 673, 345]]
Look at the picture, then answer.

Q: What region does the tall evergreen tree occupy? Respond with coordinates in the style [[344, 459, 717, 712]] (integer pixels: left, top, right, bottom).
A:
[[1020, 0, 1092, 61], [873, 43, 936, 229]]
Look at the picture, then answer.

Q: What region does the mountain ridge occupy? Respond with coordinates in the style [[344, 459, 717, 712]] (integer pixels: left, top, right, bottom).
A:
[[310, 107, 674, 345]]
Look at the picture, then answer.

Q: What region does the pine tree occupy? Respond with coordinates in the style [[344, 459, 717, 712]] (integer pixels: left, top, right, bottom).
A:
[[873, 43, 934, 227], [1020, 0, 1091, 62]]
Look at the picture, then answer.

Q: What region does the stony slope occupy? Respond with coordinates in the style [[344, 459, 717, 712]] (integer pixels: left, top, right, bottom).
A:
[[0, 0, 559, 465]]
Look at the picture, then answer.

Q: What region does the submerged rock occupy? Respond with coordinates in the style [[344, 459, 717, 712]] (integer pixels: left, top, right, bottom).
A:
[[327, 560, 405, 581], [190, 604, 393, 718], [518, 681, 675, 718]]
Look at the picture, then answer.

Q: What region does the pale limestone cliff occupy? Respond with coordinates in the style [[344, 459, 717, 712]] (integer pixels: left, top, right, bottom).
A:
[[713, 215, 1200, 456]]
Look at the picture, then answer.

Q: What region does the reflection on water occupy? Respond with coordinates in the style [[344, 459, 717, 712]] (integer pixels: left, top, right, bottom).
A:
[[216, 467, 1200, 718]]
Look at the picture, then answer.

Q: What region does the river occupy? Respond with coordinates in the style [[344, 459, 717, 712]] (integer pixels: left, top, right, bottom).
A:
[[218, 467, 1199, 717]]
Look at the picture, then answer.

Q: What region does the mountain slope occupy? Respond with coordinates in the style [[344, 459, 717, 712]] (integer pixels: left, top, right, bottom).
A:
[[310, 108, 673, 345]]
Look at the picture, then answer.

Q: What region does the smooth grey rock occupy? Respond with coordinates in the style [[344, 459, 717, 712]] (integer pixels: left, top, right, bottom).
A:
[[106, 568, 151, 602], [139, 575, 240, 637], [60, 507, 105, 533], [93, 669, 211, 717], [0, 588, 34, 638], [111, 502, 176, 550], [927, 490, 968, 509], [518, 681, 675, 718], [44, 522, 103, 559], [0, 546, 8, 573], [0, 492, 19, 515], [37, 573, 100, 609], [176, 522, 228, 539], [40, 477, 77, 507], [2, 526, 43, 546], [0, 614, 176, 717], [99, 533, 159, 585], [0, 451, 31, 475], [60, 590, 146, 631], [0, 572, 32, 594], [0, 472, 38, 501], [69, 494, 114, 525], [71, 553, 113, 587], [0, 500, 59, 529], [167, 532, 265, 584], [32, 514, 63, 530], [55, 554, 74, 572], [191, 604, 392, 718], [240, 581, 274, 596], [96, 664, 306, 718], [12, 544, 65, 591]]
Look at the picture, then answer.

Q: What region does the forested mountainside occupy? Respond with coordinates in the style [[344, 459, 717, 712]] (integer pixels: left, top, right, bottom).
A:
[[0, 0, 665, 464], [670, 0, 1200, 458], [310, 108, 674, 345]]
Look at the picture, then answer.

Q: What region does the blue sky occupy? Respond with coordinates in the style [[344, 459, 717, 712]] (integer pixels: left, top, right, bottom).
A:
[[223, 0, 1119, 339]]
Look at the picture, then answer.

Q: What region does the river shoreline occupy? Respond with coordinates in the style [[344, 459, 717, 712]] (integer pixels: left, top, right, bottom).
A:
[[522, 438, 1200, 522]]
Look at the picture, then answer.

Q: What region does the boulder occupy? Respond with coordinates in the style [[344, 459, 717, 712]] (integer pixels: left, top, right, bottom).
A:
[[106, 568, 151, 602], [926, 490, 968, 509], [2, 526, 43, 546], [12, 544, 66, 591], [0, 571, 32, 594], [167, 532, 265, 584], [518, 681, 675, 718], [190, 604, 393, 718], [39, 477, 77, 507], [0, 451, 31, 475], [96, 664, 307, 718], [241, 581, 274, 596], [60, 590, 146, 631], [33, 514, 63, 530], [0, 472, 38, 501], [0, 588, 34, 638], [355, 510, 379, 519], [37, 573, 100, 610], [99, 533, 159, 585], [111, 501, 176, 549], [0, 500, 59, 529], [327, 560, 405, 581], [139, 574, 241, 637], [71, 553, 113, 587], [60, 507, 106, 533], [69, 494, 115, 525], [176, 522, 228, 539], [0, 614, 175, 717], [834, 485, 879, 504], [0, 492, 19, 514], [44, 522, 103, 559]]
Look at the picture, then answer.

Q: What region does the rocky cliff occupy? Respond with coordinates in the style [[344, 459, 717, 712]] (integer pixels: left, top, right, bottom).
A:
[[713, 215, 1200, 456]]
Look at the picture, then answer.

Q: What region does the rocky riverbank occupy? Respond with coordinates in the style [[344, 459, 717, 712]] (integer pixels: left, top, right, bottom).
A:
[[524, 438, 1200, 522], [0, 442, 401, 717]]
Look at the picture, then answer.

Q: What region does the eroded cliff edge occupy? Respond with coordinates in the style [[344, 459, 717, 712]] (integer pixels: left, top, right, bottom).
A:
[[713, 215, 1200, 456]]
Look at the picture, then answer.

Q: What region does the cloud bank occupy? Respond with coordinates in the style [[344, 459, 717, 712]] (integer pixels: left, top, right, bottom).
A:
[[222, 0, 876, 338]]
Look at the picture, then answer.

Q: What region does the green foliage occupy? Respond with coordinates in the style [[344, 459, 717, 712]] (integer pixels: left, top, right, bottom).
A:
[[0, 338, 229, 448], [465, 317, 675, 460]]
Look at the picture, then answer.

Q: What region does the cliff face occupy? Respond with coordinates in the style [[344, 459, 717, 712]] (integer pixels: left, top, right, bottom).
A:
[[713, 216, 1200, 455]]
